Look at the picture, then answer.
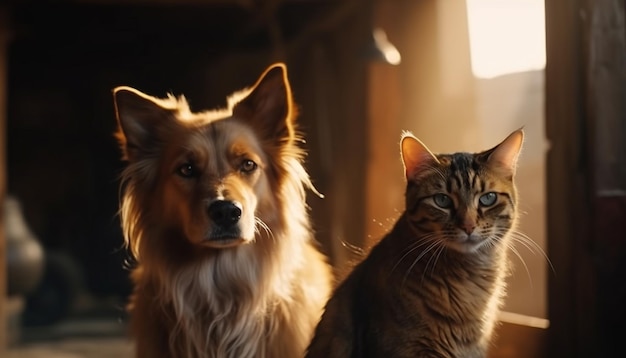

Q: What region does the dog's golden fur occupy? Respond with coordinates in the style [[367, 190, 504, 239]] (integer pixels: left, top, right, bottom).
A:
[[114, 63, 332, 358]]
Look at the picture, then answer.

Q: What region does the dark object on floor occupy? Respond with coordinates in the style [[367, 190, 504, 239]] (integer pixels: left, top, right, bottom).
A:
[[22, 250, 84, 326], [5, 195, 45, 297]]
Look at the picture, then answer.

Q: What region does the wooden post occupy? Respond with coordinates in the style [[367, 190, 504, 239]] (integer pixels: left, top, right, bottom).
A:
[[545, 0, 588, 355], [546, 0, 626, 356], [0, 5, 9, 353]]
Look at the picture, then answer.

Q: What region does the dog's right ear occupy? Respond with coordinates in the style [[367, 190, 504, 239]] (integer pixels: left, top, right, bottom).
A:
[[232, 63, 295, 145], [113, 86, 175, 161]]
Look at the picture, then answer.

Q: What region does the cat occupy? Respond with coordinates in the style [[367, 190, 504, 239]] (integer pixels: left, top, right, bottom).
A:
[[306, 129, 525, 358]]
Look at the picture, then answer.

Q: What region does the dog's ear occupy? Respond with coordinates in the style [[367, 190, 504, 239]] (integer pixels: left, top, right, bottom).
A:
[[232, 63, 295, 143], [113, 86, 176, 161]]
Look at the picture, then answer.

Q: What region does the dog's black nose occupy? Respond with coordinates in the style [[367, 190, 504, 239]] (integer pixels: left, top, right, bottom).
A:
[[208, 200, 242, 227]]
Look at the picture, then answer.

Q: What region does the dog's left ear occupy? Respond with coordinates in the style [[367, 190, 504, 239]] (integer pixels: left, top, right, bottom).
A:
[[232, 63, 295, 142], [113, 86, 177, 162]]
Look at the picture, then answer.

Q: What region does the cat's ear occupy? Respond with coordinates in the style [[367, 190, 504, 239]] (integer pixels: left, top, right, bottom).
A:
[[401, 132, 439, 180], [232, 63, 295, 143], [486, 129, 524, 176], [113, 86, 176, 162]]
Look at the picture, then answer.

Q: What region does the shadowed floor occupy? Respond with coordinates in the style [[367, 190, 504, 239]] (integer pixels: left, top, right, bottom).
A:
[[5, 312, 546, 357], [6, 296, 132, 358], [7, 338, 133, 358]]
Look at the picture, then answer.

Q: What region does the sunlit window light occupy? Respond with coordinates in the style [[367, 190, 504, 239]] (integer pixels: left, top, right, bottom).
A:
[[466, 0, 546, 79]]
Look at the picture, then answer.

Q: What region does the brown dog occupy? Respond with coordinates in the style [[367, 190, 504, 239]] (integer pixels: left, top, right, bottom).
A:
[[114, 63, 332, 358]]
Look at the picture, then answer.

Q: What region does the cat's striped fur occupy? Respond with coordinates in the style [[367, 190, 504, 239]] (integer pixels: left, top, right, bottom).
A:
[[306, 130, 524, 358]]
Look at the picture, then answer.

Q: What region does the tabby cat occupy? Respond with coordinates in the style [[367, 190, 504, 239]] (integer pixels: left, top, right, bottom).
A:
[[306, 130, 524, 358]]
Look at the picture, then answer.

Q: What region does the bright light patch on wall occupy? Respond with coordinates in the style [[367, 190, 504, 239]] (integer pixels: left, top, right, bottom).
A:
[[466, 0, 546, 79]]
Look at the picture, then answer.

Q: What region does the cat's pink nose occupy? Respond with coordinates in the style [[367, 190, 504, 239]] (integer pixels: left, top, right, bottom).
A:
[[462, 221, 476, 235]]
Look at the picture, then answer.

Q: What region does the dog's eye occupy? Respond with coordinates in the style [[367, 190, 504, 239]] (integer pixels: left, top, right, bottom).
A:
[[177, 163, 196, 178], [240, 159, 258, 173]]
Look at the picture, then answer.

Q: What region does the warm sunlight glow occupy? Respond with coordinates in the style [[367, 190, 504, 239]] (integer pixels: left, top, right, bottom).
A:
[[466, 0, 546, 79]]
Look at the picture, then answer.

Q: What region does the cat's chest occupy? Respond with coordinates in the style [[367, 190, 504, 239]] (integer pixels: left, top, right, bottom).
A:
[[439, 270, 496, 307], [381, 259, 502, 328]]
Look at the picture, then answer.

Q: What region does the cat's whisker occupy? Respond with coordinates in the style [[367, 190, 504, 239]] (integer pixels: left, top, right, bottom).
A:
[[404, 241, 440, 281], [423, 242, 447, 282], [503, 230, 555, 274], [499, 232, 536, 255], [390, 236, 435, 275], [400, 235, 435, 255], [402, 238, 442, 286], [493, 229, 531, 249], [421, 242, 440, 281], [505, 241, 534, 290]]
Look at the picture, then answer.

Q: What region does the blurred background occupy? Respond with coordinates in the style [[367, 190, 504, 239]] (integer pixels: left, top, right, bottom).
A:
[[0, 0, 624, 357]]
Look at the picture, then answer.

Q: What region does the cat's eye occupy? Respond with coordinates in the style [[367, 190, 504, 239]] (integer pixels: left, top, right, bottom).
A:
[[433, 194, 453, 209], [240, 159, 258, 174], [479, 192, 497, 207], [177, 163, 196, 178]]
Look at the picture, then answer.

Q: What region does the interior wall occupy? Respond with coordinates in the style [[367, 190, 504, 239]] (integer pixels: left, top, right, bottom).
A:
[[369, 0, 547, 319]]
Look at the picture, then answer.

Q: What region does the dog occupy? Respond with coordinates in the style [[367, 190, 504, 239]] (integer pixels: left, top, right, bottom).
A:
[[113, 63, 332, 358]]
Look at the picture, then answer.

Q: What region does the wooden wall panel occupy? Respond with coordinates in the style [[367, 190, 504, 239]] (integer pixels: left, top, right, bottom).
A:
[[546, 0, 626, 356]]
